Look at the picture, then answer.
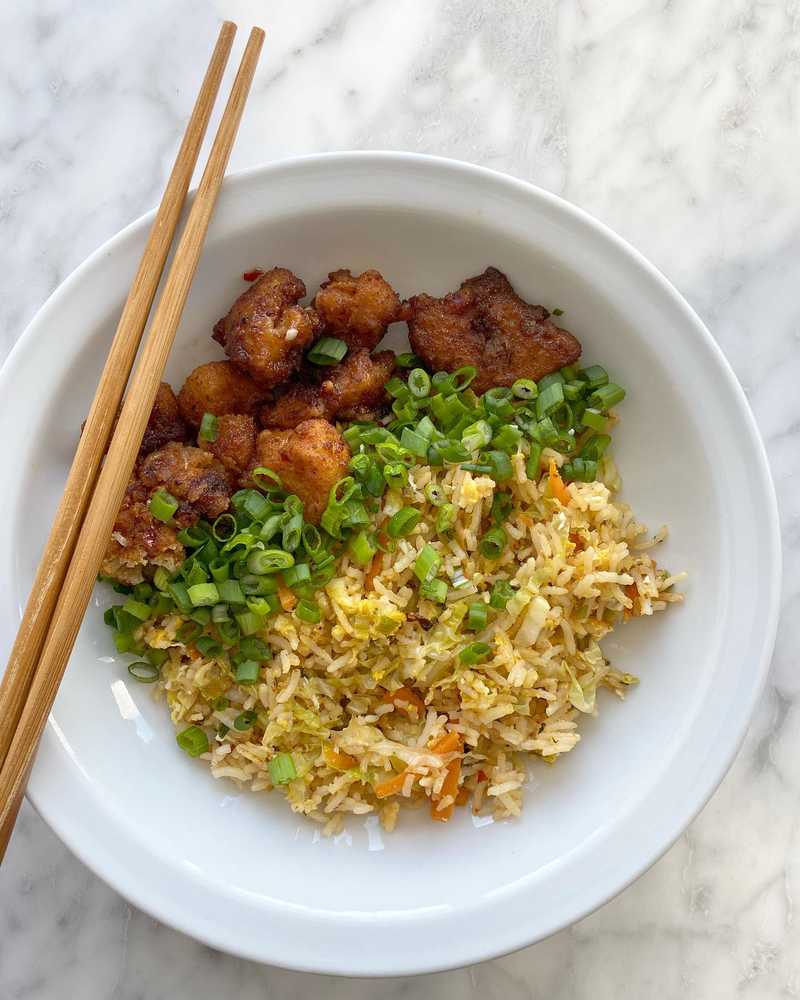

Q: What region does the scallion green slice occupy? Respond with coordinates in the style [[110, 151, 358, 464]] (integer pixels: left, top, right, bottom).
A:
[[148, 489, 179, 523], [269, 752, 297, 785], [176, 725, 209, 757], [307, 337, 347, 365], [198, 412, 219, 443], [459, 641, 491, 665]]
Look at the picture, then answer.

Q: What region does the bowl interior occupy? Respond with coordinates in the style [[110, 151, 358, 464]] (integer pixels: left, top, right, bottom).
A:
[[0, 155, 776, 974]]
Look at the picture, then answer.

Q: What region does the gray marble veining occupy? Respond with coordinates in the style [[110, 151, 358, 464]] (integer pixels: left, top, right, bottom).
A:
[[1, 0, 799, 996]]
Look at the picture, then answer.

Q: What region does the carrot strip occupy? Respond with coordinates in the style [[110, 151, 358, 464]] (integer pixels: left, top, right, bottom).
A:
[[381, 686, 426, 717], [430, 731, 462, 755], [365, 548, 383, 593], [323, 745, 356, 771], [277, 579, 297, 611], [375, 771, 412, 799], [431, 756, 461, 822], [548, 459, 571, 505]]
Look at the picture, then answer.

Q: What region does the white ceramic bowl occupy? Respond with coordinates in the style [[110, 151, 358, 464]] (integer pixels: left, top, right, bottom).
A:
[[0, 153, 780, 976]]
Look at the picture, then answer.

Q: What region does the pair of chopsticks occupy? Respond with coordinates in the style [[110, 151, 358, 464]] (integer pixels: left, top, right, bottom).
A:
[[0, 22, 264, 862]]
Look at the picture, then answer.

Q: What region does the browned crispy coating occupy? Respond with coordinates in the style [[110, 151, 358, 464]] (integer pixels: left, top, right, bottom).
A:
[[139, 442, 232, 519], [212, 267, 322, 388], [254, 419, 350, 523], [140, 382, 190, 455], [100, 479, 184, 585], [259, 349, 396, 429], [177, 361, 266, 426], [314, 269, 402, 351], [406, 267, 582, 395], [199, 413, 257, 477]]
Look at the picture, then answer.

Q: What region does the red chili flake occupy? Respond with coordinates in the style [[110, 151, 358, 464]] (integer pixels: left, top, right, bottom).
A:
[[242, 268, 264, 282], [477, 770, 488, 782]]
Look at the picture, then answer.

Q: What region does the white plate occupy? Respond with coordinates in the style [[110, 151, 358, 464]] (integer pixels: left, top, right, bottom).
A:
[[0, 153, 780, 976]]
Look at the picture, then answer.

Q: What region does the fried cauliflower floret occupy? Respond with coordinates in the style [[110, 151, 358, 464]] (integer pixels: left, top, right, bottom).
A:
[[140, 382, 190, 455], [254, 419, 350, 523], [212, 267, 322, 388], [314, 268, 402, 351], [199, 413, 256, 478], [259, 349, 396, 429], [177, 361, 265, 427], [100, 480, 184, 585], [139, 442, 232, 519], [407, 267, 582, 395]]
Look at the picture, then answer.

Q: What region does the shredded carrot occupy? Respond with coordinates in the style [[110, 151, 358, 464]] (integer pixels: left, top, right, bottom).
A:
[[323, 745, 356, 771], [548, 459, 571, 505], [430, 731, 462, 755], [382, 686, 426, 717], [431, 757, 462, 822], [364, 545, 384, 593], [375, 771, 412, 799], [277, 579, 297, 611]]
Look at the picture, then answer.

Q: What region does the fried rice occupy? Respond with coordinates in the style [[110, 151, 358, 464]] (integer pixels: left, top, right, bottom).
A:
[[135, 448, 684, 835]]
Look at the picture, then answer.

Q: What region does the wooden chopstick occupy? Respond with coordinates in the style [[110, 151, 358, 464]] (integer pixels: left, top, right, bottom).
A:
[[0, 25, 264, 861], [0, 22, 235, 796]]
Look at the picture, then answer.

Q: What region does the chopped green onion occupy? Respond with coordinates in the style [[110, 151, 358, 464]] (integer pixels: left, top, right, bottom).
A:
[[167, 581, 193, 613], [211, 603, 230, 623], [420, 577, 448, 603], [217, 579, 246, 605], [296, 598, 322, 624], [461, 462, 492, 474], [208, 558, 230, 584], [430, 393, 469, 430], [187, 583, 219, 607], [112, 631, 137, 654], [467, 602, 488, 631], [383, 462, 409, 491], [127, 661, 160, 683], [269, 752, 297, 785], [217, 619, 241, 645], [534, 417, 560, 446], [484, 450, 513, 482], [490, 491, 514, 525], [526, 443, 543, 479], [235, 610, 265, 636], [538, 372, 566, 391], [195, 635, 222, 657], [400, 427, 430, 458], [563, 380, 585, 401], [282, 512, 303, 552], [349, 530, 377, 566], [177, 725, 209, 757], [425, 482, 447, 506], [243, 491, 271, 521], [307, 336, 348, 365], [153, 567, 171, 592], [247, 549, 294, 574], [148, 489, 179, 523], [459, 641, 491, 665], [581, 434, 611, 461], [251, 467, 283, 492], [396, 352, 422, 368], [479, 526, 507, 559], [451, 366, 477, 391], [579, 365, 609, 389], [198, 412, 219, 443], [562, 457, 599, 482], [122, 598, 152, 622], [237, 637, 269, 661], [462, 420, 493, 453], [282, 563, 311, 588], [145, 647, 169, 668], [386, 376, 411, 399], [437, 441, 471, 465], [483, 387, 514, 419], [588, 383, 626, 411], [491, 425, 522, 453], [489, 580, 515, 609], [414, 544, 441, 583], [233, 710, 257, 731], [536, 381, 565, 419], [512, 378, 538, 400], [184, 559, 209, 588], [436, 503, 456, 533], [581, 408, 608, 432], [189, 605, 211, 626], [408, 368, 431, 398], [235, 659, 260, 685], [387, 507, 421, 537]]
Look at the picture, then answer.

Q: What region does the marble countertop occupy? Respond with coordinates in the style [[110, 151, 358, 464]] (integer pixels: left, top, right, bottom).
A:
[[1, 0, 799, 996]]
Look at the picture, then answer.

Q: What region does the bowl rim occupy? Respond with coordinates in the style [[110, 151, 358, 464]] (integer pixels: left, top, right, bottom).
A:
[[0, 150, 781, 975]]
